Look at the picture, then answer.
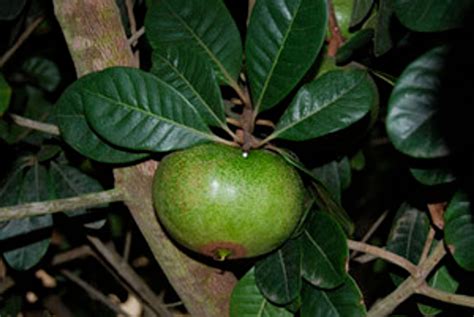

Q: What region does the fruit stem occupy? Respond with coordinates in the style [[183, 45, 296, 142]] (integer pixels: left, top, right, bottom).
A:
[[214, 248, 232, 261]]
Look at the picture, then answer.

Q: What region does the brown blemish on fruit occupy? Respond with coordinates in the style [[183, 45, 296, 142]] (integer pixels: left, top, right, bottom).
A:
[[200, 241, 247, 260]]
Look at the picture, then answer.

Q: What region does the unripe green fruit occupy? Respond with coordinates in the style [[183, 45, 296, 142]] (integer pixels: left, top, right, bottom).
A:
[[152, 143, 305, 260]]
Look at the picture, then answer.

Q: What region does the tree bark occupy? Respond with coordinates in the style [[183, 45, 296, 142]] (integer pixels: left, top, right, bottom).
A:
[[53, 1, 236, 316]]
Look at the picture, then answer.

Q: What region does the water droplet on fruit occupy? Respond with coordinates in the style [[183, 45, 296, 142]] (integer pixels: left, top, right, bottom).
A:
[[242, 151, 249, 158]]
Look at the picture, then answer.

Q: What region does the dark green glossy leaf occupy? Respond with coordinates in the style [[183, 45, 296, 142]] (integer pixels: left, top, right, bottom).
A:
[[374, 0, 394, 57], [301, 277, 366, 317], [0, 73, 12, 115], [336, 29, 374, 65], [1, 165, 52, 270], [386, 203, 429, 284], [276, 149, 354, 235], [387, 46, 451, 158], [350, 0, 374, 27], [444, 191, 474, 271], [0, 0, 26, 20], [418, 243, 459, 316], [151, 46, 226, 127], [301, 211, 348, 288], [246, 0, 327, 113], [312, 158, 351, 204], [272, 69, 377, 141], [56, 73, 149, 164], [49, 162, 106, 229], [230, 268, 293, 317], [338, 157, 352, 190], [255, 238, 301, 305], [83, 67, 218, 152], [145, 0, 242, 85], [394, 0, 473, 32], [409, 167, 456, 186], [21, 57, 61, 92]]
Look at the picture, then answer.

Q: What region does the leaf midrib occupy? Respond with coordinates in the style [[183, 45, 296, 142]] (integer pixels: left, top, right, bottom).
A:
[[83, 89, 215, 141], [254, 0, 304, 113], [155, 52, 224, 127], [274, 73, 366, 138], [161, 0, 236, 86], [303, 229, 341, 280]]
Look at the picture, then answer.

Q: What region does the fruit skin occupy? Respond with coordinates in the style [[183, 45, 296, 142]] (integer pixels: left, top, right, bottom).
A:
[[152, 143, 305, 260]]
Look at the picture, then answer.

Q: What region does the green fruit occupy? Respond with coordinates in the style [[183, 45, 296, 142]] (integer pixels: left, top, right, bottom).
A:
[[152, 143, 305, 260]]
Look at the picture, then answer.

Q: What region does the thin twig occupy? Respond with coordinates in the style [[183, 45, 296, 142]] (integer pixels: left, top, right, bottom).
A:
[[347, 240, 418, 275], [255, 119, 276, 129], [9, 114, 60, 136], [416, 283, 474, 309], [123, 230, 132, 263], [0, 16, 45, 68], [61, 269, 131, 316], [0, 188, 124, 222], [125, 0, 137, 38], [351, 210, 389, 258], [247, 0, 256, 25], [51, 245, 94, 266], [418, 227, 436, 265], [327, 0, 345, 57], [87, 236, 173, 317], [127, 26, 145, 46]]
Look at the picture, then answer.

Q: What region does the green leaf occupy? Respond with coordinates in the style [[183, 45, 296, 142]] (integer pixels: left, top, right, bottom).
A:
[[350, 0, 374, 27], [301, 277, 366, 317], [336, 29, 374, 65], [338, 157, 352, 190], [394, 0, 474, 32], [312, 158, 351, 204], [145, 0, 242, 85], [387, 46, 451, 158], [374, 0, 394, 57], [83, 67, 218, 152], [56, 72, 149, 164], [3, 239, 50, 271], [21, 57, 61, 92], [444, 191, 474, 271], [332, 0, 353, 38], [386, 203, 429, 284], [301, 211, 348, 288], [271, 69, 377, 141], [276, 149, 354, 235], [417, 245, 459, 316], [246, 0, 327, 113], [1, 165, 52, 270], [0, 73, 12, 115], [255, 238, 302, 305], [150, 46, 226, 128], [0, 0, 26, 20], [230, 268, 293, 317], [49, 162, 106, 229], [409, 167, 456, 186]]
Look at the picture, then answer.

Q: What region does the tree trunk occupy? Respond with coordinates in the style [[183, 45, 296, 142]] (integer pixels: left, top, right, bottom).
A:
[[53, 1, 236, 316]]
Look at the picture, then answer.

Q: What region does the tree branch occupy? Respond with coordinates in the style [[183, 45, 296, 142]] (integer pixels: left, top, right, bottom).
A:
[[416, 283, 474, 309], [367, 241, 447, 317], [9, 114, 60, 135], [348, 240, 417, 275], [350, 210, 388, 259], [87, 235, 173, 317], [0, 16, 45, 68], [0, 188, 123, 222], [61, 269, 131, 317]]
